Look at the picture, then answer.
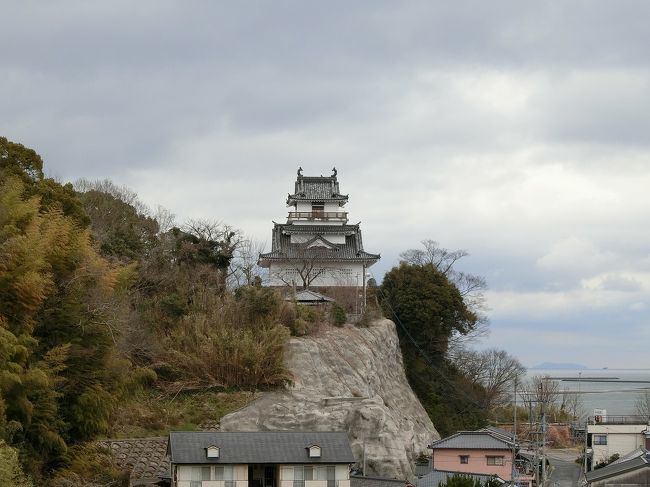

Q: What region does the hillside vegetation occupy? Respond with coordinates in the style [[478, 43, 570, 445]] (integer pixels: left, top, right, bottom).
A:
[[0, 137, 305, 485], [0, 136, 526, 485]]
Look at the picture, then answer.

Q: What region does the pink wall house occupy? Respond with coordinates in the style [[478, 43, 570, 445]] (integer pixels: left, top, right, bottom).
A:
[[429, 430, 515, 481]]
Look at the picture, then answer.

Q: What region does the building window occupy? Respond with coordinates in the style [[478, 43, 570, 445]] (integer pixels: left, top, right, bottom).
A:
[[191, 466, 212, 487], [294, 466, 305, 487], [487, 456, 505, 466], [312, 202, 325, 213], [460, 455, 469, 464], [593, 435, 608, 445]]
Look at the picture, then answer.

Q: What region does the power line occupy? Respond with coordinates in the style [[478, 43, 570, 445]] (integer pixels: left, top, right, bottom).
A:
[[370, 271, 487, 413]]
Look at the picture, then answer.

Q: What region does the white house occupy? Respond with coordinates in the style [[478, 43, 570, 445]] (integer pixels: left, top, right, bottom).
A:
[[167, 431, 355, 487], [258, 168, 379, 289], [587, 416, 650, 467]]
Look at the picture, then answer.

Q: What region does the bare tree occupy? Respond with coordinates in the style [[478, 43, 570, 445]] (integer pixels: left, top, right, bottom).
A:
[[634, 389, 650, 420], [272, 258, 330, 289], [453, 348, 526, 410], [181, 219, 243, 288], [228, 237, 267, 287], [152, 204, 176, 234], [75, 178, 150, 216], [560, 388, 584, 420], [521, 375, 560, 419], [400, 239, 488, 311]]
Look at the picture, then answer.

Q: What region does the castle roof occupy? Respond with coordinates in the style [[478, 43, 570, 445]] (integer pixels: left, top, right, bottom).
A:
[[287, 171, 349, 205], [258, 223, 380, 266]]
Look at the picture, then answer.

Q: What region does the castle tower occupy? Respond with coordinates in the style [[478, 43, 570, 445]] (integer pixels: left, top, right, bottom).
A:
[[258, 168, 380, 289]]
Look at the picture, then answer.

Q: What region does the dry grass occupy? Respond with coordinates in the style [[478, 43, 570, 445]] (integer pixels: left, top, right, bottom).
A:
[[109, 389, 255, 438]]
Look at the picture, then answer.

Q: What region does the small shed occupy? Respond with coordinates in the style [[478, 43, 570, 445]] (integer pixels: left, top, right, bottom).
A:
[[287, 289, 335, 306]]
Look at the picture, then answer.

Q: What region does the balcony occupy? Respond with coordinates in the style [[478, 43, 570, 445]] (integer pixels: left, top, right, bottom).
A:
[[287, 212, 348, 222]]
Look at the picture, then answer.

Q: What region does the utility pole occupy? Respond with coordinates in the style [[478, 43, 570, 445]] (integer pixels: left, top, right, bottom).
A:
[[362, 264, 367, 313], [512, 378, 518, 486], [540, 380, 548, 487]]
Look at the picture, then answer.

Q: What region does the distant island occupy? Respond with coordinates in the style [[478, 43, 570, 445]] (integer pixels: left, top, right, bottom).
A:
[[530, 362, 588, 370]]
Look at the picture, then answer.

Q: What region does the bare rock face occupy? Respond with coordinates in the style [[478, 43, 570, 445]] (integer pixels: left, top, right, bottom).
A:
[[220, 318, 439, 480]]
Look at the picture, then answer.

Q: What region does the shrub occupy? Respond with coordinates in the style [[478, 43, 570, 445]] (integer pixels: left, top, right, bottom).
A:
[[291, 318, 309, 337], [357, 305, 383, 327], [330, 304, 347, 327], [296, 304, 325, 323], [0, 441, 32, 487]]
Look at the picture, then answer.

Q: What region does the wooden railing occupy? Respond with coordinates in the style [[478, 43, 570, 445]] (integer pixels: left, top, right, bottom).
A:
[[288, 212, 348, 221]]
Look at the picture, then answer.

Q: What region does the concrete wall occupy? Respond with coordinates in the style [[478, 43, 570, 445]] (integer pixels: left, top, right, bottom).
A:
[[432, 449, 513, 480]]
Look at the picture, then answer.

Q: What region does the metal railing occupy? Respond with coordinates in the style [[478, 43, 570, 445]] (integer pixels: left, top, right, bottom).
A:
[[588, 415, 650, 425], [287, 211, 348, 221]]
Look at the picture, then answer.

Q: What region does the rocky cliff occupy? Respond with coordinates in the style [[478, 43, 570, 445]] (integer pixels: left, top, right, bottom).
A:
[[220, 318, 439, 480]]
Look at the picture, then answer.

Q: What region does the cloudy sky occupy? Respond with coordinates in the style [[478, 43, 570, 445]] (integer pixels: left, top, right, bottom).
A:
[[2, 1, 650, 368]]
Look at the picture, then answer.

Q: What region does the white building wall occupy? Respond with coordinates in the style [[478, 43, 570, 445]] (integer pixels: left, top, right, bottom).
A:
[[335, 465, 349, 480], [290, 234, 346, 244], [269, 262, 366, 287], [175, 464, 248, 487], [588, 425, 646, 464]]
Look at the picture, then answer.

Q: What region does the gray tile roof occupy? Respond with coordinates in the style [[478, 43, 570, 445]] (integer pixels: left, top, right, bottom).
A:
[[288, 176, 349, 203], [280, 224, 360, 236], [168, 431, 355, 465], [259, 224, 380, 265], [417, 470, 505, 487], [415, 460, 433, 478], [479, 427, 515, 443], [585, 452, 650, 483], [429, 432, 514, 450], [289, 290, 335, 303], [98, 437, 170, 482]]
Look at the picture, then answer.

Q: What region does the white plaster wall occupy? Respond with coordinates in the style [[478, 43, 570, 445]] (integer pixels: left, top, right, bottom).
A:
[[323, 202, 342, 212], [269, 263, 366, 287], [175, 465, 248, 485], [592, 434, 644, 463], [177, 466, 193, 481], [335, 465, 349, 480], [296, 201, 312, 212], [589, 425, 646, 463], [289, 235, 346, 244]]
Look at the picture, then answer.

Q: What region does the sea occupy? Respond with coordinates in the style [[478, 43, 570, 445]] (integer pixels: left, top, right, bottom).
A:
[[523, 368, 650, 418]]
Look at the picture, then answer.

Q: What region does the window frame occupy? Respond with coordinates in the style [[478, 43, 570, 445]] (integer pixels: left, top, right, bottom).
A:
[[486, 456, 505, 466], [593, 434, 608, 445], [459, 455, 469, 464]]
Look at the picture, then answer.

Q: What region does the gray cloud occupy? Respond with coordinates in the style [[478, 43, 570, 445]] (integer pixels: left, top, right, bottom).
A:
[[2, 1, 650, 367]]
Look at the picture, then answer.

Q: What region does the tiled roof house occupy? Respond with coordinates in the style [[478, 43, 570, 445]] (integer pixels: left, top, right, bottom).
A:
[[425, 429, 534, 487], [167, 431, 356, 487]]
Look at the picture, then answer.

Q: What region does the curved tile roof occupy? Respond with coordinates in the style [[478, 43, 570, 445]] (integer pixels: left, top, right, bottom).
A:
[[259, 227, 380, 265], [288, 175, 349, 203]]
